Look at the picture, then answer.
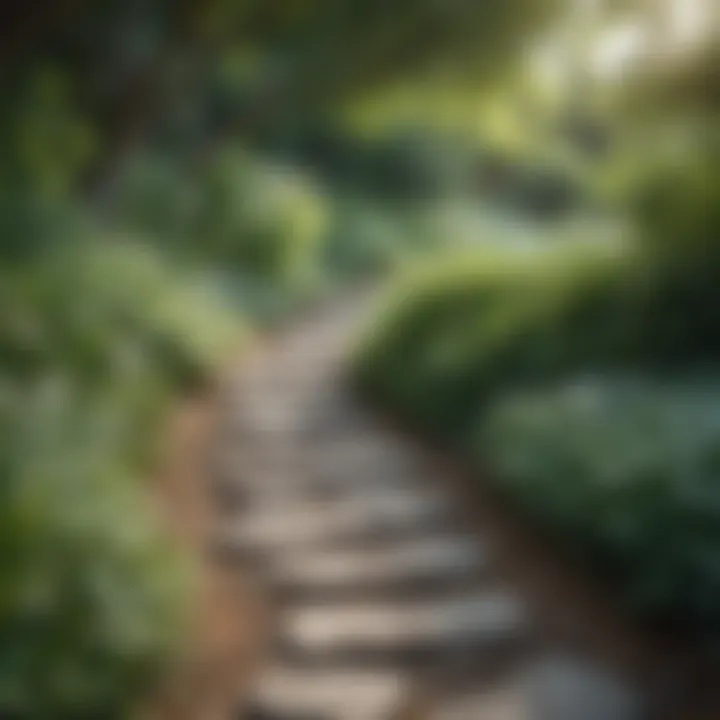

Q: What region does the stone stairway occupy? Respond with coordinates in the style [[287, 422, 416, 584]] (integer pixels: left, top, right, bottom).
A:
[[211, 297, 644, 720]]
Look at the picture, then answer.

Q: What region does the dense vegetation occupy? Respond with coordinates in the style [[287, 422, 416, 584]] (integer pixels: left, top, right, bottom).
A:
[[0, 0, 568, 715], [4, 0, 720, 714], [485, 377, 720, 645], [0, 381, 191, 718], [356, 146, 720, 646], [357, 147, 720, 430], [354, 6, 720, 649]]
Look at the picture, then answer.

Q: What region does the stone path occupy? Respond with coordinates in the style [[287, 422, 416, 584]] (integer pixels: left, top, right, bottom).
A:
[[211, 296, 645, 720]]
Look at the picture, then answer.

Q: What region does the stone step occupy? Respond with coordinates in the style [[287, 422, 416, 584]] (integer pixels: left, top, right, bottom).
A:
[[280, 590, 529, 667], [430, 654, 644, 720], [215, 433, 422, 475], [214, 437, 427, 495], [231, 399, 305, 436], [219, 490, 454, 550], [226, 393, 354, 439], [429, 686, 527, 720], [267, 534, 488, 599], [244, 667, 407, 720], [212, 462, 424, 512], [521, 655, 643, 720], [305, 437, 428, 479]]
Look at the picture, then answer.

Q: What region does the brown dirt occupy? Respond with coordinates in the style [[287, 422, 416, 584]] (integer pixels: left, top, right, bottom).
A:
[[146, 360, 272, 720]]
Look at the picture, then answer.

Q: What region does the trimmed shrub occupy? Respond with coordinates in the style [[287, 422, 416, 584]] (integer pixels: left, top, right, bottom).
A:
[[627, 147, 720, 364], [483, 376, 720, 645], [353, 147, 720, 652], [355, 153, 720, 434], [354, 241, 639, 433]]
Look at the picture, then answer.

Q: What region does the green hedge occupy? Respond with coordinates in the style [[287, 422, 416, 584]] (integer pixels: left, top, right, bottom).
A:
[[355, 151, 720, 432], [484, 377, 720, 644], [0, 235, 240, 718], [353, 149, 720, 648], [354, 241, 641, 433]]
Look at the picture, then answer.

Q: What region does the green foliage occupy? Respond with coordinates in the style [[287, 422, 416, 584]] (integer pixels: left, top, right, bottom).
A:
[[633, 141, 720, 257], [0, 234, 240, 717], [193, 0, 564, 105], [0, 383, 191, 719], [0, 186, 85, 264], [355, 142, 720, 428], [114, 149, 331, 305], [0, 238, 241, 390], [355, 241, 640, 432], [484, 377, 720, 642], [353, 133, 720, 643], [624, 38, 720, 121], [323, 197, 437, 279], [111, 155, 202, 250], [197, 150, 328, 286], [627, 143, 720, 363], [0, 0, 584, 715], [0, 67, 96, 199]]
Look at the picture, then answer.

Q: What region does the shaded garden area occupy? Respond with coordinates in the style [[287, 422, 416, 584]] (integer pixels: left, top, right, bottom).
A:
[[1, 0, 719, 717]]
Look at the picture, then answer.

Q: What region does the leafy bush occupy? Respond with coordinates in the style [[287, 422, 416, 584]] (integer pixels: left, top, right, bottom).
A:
[[483, 377, 720, 644], [0, 237, 241, 390], [111, 155, 201, 250], [0, 184, 86, 264], [0, 234, 241, 717], [197, 150, 329, 285], [113, 149, 332, 319], [323, 197, 420, 279], [353, 148, 720, 650], [627, 147, 720, 364], [355, 156, 720, 431], [354, 241, 639, 432], [0, 383, 191, 719]]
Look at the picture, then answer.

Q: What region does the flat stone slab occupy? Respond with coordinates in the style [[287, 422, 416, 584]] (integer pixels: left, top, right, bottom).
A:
[[247, 667, 407, 720], [431, 686, 528, 720], [216, 298, 647, 720], [282, 591, 529, 663], [267, 534, 488, 595], [522, 655, 644, 720], [221, 490, 454, 549], [305, 436, 430, 478], [431, 654, 644, 720]]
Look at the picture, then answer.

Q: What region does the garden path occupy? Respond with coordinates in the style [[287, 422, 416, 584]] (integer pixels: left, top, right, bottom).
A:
[[213, 294, 648, 720]]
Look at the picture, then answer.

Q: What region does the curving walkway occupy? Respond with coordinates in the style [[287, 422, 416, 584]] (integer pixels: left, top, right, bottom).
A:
[[211, 296, 645, 720]]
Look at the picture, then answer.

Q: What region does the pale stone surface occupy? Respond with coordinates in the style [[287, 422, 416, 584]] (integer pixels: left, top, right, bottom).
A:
[[523, 655, 643, 720], [250, 667, 407, 720], [284, 591, 527, 655], [225, 490, 453, 549], [221, 298, 644, 720], [433, 687, 529, 720], [268, 535, 487, 591], [431, 655, 643, 720]]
